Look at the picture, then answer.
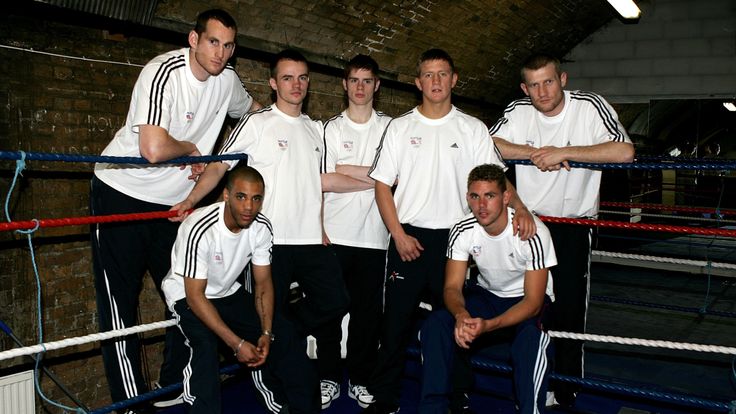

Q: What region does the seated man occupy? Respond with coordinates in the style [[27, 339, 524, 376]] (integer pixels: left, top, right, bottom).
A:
[[162, 165, 318, 414], [419, 164, 557, 414]]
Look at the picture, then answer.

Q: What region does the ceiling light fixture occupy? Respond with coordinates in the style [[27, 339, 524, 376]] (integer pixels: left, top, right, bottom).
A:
[[723, 102, 736, 112], [607, 0, 641, 19]]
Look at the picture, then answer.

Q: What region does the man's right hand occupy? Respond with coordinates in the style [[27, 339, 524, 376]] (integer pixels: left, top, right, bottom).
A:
[[392, 231, 424, 262], [169, 200, 194, 222], [235, 340, 266, 367]]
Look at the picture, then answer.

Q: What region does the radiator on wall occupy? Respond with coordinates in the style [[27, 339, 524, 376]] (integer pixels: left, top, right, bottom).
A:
[[0, 370, 34, 414]]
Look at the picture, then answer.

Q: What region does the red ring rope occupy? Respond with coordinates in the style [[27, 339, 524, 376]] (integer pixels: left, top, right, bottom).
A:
[[1, 210, 734, 238], [0, 211, 181, 232], [600, 201, 736, 216], [540, 216, 736, 237]]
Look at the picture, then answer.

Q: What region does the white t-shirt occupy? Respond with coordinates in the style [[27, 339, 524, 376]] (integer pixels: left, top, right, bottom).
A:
[[321, 110, 391, 249], [447, 209, 556, 300], [219, 104, 324, 245], [490, 90, 631, 218], [95, 48, 253, 205], [369, 106, 506, 229], [162, 202, 273, 308]]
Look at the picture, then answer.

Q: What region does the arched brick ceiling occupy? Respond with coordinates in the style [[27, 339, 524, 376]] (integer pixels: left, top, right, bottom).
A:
[[152, 0, 618, 106]]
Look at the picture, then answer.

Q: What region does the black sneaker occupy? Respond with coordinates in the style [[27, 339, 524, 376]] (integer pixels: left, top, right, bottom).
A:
[[361, 401, 400, 414]]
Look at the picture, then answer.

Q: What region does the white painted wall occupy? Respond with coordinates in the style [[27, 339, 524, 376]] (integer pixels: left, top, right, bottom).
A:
[[563, 0, 736, 103]]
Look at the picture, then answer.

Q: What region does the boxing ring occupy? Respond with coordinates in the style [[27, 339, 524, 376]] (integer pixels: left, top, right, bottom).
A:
[[0, 150, 734, 413]]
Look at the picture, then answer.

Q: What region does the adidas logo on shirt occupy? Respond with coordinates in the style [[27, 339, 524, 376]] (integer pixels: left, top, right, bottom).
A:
[[450, 143, 459, 148]]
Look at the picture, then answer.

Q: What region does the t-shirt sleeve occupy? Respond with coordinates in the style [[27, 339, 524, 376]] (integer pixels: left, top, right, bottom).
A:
[[172, 221, 209, 279], [446, 223, 471, 261], [587, 94, 631, 145], [226, 70, 254, 119], [218, 112, 259, 170], [131, 63, 174, 132], [473, 119, 506, 170], [321, 121, 339, 174], [252, 216, 273, 266], [488, 101, 524, 144], [368, 122, 397, 186], [521, 218, 557, 270]]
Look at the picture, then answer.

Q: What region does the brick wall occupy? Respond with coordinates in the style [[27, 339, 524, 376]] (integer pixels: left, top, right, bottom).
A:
[[0, 10, 490, 411], [563, 0, 736, 102]]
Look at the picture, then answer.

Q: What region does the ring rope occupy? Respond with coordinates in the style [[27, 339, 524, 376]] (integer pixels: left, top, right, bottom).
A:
[[504, 158, 736, 170], [540, 215, 736, 237], [592, 250, 736, 270], [0, 320, 176, 362], [3, 154, 85, 413], [0, 150, 247, 165], [600, 201, 736, 216], [405, 347, 733, 412], [591, 295, 736, 318], [4, 210, 735, 237], [547, 331, 736, 354], [1, 322, 731, 364], [0, 210, 181, 232], [599, 209, 736, 223], [2, 150, 736, 170]]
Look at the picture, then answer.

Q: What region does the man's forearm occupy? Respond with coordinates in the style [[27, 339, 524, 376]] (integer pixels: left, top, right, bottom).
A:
[[253, 267, 274, 332], [375, 181, 403, 236], [321, 172, 373, 193], [187, 293, 241, 350], [493, 136, 534, 160]]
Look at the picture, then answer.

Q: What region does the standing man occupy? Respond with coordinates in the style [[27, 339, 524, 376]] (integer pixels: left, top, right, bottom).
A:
[[363, 49, 535, 414], [162, 165, 318, 414], [420, 164, 556, 414], [490, 53, 634, 407], [91, 9, 261, 409], [172, 50, 349, 386], [318, 54, 391, 409]]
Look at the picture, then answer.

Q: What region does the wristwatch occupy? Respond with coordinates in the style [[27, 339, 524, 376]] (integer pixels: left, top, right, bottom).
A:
[[262, 329, 275, 342]]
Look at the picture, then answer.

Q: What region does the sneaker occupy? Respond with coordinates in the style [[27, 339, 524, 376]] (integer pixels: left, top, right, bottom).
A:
[[289, 281, 305, 304], [449, 391, 474, 413], [361, 402, 399, 413], [545, 391, 557, 408], [320, 379, 340, 409], [152, 393, 184, 408], [152, 382, 184, 408], [348, 382, 375, 408]]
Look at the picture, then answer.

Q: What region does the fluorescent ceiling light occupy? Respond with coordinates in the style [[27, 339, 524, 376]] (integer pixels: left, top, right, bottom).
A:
[[723, 102, 736, 112], [607, 0, 641, 19]]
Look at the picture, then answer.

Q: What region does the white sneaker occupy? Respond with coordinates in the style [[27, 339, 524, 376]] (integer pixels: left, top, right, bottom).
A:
[[152, 392, 184, 408], [152, 381, 184, 408], [348, 382, 375, 408], [545, 391, 558, 407], [320, 379, 340, 409]]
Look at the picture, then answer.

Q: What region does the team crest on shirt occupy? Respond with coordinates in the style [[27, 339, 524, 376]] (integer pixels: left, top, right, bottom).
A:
[[213, 251, 224, 264], [277, 138, 288, 150], [342, 140, 354, 152], [185, 112, 194, 123], [471, 245, 482, 257], [409, 136, 422, 147]]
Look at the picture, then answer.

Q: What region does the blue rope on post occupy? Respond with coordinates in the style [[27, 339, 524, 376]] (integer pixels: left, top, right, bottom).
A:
[[87, 364, 240, 414], [405, 347, 731, 412], [0, 150, 248, 164]]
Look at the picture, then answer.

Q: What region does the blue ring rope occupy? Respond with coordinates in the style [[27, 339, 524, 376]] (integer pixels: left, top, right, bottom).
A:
[[0, 150, 247, 165], [404, 347, 731, 411], [87, 364, 240, 414], [1, 150, 735, 170], [591, 295, 736, 319]]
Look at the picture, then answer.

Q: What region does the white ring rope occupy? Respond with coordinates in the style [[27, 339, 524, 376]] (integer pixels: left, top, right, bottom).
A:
[[2, 320, 735, 366], [0, 320, 175, 361], [593, 249, 736, 270], [549, 330, 736, 355], [598, 209, 736, 223]]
